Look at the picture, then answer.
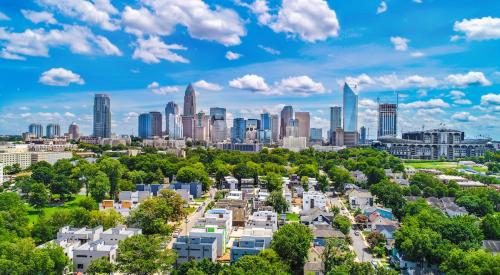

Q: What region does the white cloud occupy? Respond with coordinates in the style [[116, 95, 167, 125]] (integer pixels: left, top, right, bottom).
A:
[[0, 25, 121, 59], [64, 112, 76, 118], [451, 112, 477, 122], [0, 11, 9, 21], [410, 51, 425, 57], [359, 99, 378, 108], [446, 71, 491, 87], [19, 106, 30, 111], [229, 74, 270, 92], [147, 81, 159, 89], [39, 68, 84, 86], [258, 44, 281, 55], [275, 75, 326, 96], [245, 0, 340, 42], [37, 0, 119, 31], [453, 17, 500, 41], [20, 113, 32, 118], [454, 99, 472, 105], [21, 10, 57, 24], [400, 99, 450, 109], [376, 74, 438, 90], [344, 74, 375, 88], [132, 36, 188, 64], [225, 51, 242, 60], [147, 82, 180, 95], [481, 93, 500, 105], [390, 36, 409, 51], [377, 1, 387, 14], [449, 90, 465, 99], [193, 80, 223, 91], [413, 0, 423, 3], [121, 0, 245, 46], [416, 108, 445, 116], [0, 50, 26, 60]]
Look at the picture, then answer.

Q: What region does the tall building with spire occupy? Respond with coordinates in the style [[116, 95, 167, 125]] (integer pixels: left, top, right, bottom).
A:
[[93, 94, 111, 138], [280, 105, 293, 139], [183, 83, 196, 116]]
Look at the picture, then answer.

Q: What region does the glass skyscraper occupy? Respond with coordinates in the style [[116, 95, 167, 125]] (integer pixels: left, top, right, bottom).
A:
[[46, 123, 60, 138], [93, 94, 111, 138], [183, 83, 196, 116], [378, 103, 397, 138], [210, 107, 227, 142], [343, 83, 358, 132], [28, 123, 43, 137], [138, 113, 152, 138], [280, 105, 293, 138], [231, 118, 246, 143], [260, 112, 271, 130], [165, 101, 179, 136]]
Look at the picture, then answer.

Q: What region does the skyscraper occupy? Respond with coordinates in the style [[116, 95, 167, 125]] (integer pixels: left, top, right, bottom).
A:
[[168, 114, 183, 139], [310, 128, 323, 141], [138, 113, 152, 138], [245, 118, 260, 141], [194, 111, 210, 142], [210, 107, 227, 142], [150, 111, 162, 137], [165, 101, 179, 136], [28, 123, 43, 137], [270, 114, 279, 142], [46, 123, 60, 138], [286, 119, 299, 137], [231, 118, 246, 143], [295, 112, 310, 140], [343, 83, 358, 132], [68, 122, 80, 140], [182, 116, 194, 139], [330, 106, 342, 145], [183, 83, 196, 116], [93, 94, 111, 138], [360, 126, 367, 144], [260, 112, 271, 130], [280, 105, 293, 138], [378, 103, 397, 138]]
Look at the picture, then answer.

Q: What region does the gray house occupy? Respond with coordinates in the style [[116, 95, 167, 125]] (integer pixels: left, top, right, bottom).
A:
[[173, 236, 217, 265]]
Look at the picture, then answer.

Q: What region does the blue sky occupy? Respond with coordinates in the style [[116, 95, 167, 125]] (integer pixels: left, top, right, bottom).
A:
[[0, 0, 499, 139]]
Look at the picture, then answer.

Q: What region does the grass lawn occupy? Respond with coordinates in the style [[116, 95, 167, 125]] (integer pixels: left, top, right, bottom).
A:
[[286, 213, 300, 222], [193, 197, 207, 203], [27, 194, 88, 224], [185, 206, 197, 215], [404, 161, 459, 170]]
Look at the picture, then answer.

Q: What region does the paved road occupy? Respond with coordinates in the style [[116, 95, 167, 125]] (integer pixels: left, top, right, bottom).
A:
[[329, 195, 373, 263]]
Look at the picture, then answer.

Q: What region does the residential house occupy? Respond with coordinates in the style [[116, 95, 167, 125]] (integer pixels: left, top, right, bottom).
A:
[[350, 170, 367, 184], [214, 199, 248, 227], [230, 227, 273, 262], [303, 191, 327, 211], [100, 225, 142, 245], [311, 224, 344, 246], [246, 210, 278, 231], [482, 240, 500, 255], [72, 240, 117, 273], [426, 197, 468, 217], [196, 209, 233, 239], [173, 236, 217, 265], [303, 246, 325, 275], [348, 189, 374, 210], [300, 208, 334, 226], [189, 225, 227, 257], [170, 181, 203, 198]]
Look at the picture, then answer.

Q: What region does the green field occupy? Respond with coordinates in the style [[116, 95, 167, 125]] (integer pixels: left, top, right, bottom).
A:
[[27, 194, 88, 223], [404, 161, 459, 169], [286, 213, 300, 222]]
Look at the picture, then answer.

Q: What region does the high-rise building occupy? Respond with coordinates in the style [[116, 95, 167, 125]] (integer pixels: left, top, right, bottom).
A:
[[231, 118, 246, 143], [310, 128, 323, 141], [286, 119, 299, 137], [343, 83, 358, 132], [165, 101, 179, 136], [168, 114, 183, 139], [183, 83, 196, 116], [150, 111, 162, 137], [271, 114, 279, 142], [335, 128, 344, 146], [330, 106, 342, 144], [295, 112, 310, 140], [260, 113, 271, 130], [68, 122, 80, 140], [194, 111, 210, 142], [378, 103, 397, 138], [210, 107, 227, 142], [245, 119, 260, 141], [360, 126, 367, 144], [138, 113, 152, 138], [28, 123, 43, 137], [93, 94, 111, 138], [46, 123, 61, 138], [280, 106, 293, 138], [182, 116, 194, 139]]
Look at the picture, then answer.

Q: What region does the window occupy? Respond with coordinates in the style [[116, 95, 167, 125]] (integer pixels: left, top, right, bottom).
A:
[[77, 264, 84, 269]]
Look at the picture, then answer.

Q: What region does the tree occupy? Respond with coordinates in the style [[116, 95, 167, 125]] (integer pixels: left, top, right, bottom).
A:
[[116, 235, 176, 275], [88, 171, 111, 202], [318, 174, 329, 192], [49, 175, 76, 202], [89, 209, 124, 230], [296, 164, 317, 178], [78, 196, 99, 211], [127, 170, 148, 184], [87, 257, 116, 274], [369, 180, 406, 218], [230, 253, 290, 274], [271, 223, 313, 271], [31, 165, 55, 186], [439, 248, 500, 274], [322, 238, 355, 272], [328, 166, 352, 192], [456, 195, 494, 217], [334, 215, 352, 235], [266, 191, 289, 213], [365, 167, 386, 186], [53, 159, 74, 177], [28, 183, 49, 209], [97, 157, 126, 198], [366, 232, 387, 249], [265, 172, 283, 192], [481, 213, 500, 240], [394, 226, 442, 264]]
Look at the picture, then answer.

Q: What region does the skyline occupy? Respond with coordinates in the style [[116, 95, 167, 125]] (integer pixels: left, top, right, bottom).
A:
[[0, 0, 499, 139]]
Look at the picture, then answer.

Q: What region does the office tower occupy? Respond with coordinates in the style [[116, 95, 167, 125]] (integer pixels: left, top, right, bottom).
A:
[[182, 116, 194, 139], [260, 112, 271, 130], [280, 105, 293, 138], [344, 131, 359, 147], [231, 118, 246, 143], [68, 122, 80, 140], [168, 114, 183, 139], [46, 123, 61, 138], [210, 107, 227, 142], [183, 83, 196, 116], [286, 119, 299, 137], [245, 119, 259, 141], [343, 83, 358, 132], [335, 128, 344, 146], [165, 101, 179, 136], [138, 113, 152, 138], [150, 111, 162, 137], [330, 106, 342, 144], [93, 94, 111, 138], [271, 114, 279, 142], [28, 123, 43, 137], [194, 111, 210, 142], [378, 103, 397, 138], [360, 126, 367, 144], [295, 112, 310, 140], [310, 128, 323, 141]]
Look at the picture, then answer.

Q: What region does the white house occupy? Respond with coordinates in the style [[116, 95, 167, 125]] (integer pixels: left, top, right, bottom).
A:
[[197, 208, 233, 239], [246, 210, 278, 232], [0, 163, 4, 185], [227, 190, 243, 200], [100, 225, 142, 245], [348, 189, 374, 210], [72, 240, 117, 273], [302, 191, 327, 211]]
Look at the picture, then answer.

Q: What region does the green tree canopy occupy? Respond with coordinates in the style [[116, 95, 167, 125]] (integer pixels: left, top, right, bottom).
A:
[[271, 223, 313, 271]]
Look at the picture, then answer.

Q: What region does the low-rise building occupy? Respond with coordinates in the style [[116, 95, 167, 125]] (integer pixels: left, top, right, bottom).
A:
[[303, 191, 327, 211], [196, 209, 233, 239], [189, 225, 227, 257], [300, 208, 334, 226], [31, 151, 73, 165], [227, 190, 243, 200], [173, 236, 217, 265], [246, 210, 278, 231], [170, 181, 203, 198], [348, 189, 374, 210], [100, 225, 142, 245], [214, 199, 248, 227], [73, 240, 117, 273], [230, 228, 273, 262]]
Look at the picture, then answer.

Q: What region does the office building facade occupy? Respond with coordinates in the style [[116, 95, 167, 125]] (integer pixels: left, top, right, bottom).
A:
[[280, 106, 293, 138], [183, 84, 196, 116], [138, 113, 152, 139], [29, 123, 44, 137], [149, 111, 162, 137], [271, 114, 279, 142], [68, 122, 80, 140], [210, 107, 227, 142], [360, 126, 367, 144], [46, 123, 61, 138], [295, 112, 310, 140], [330, 106, 342, 145], [194, 111, 210, 142], [165, 101, 179, 136], [168, 114, 183, 139], [378, 103, 397, 138], [231, 118, 246, 143], [310, 128, 323, 141], [93, 94, 111, 138], [343, 83, 358, 132]]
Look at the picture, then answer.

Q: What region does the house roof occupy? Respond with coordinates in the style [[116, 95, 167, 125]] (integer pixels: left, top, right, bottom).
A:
[[300, 208, 334, 223]]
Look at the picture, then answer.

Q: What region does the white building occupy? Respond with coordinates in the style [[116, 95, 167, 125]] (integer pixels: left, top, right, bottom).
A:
[[302, 191, 327, 211], [168, 114, 184, 139], [73, 240, 117, 273], [100, 225, 142, 245], [247, 211, 278, 232], [240, 227, 273, 248], [189, 225, 227, 257], [227, 190, 243, 200], [197, 208, 233, 239], [348, 189, 374, 210], [282, 136, 307, 152], [31, 151, 73, 165], [0, 152, 32, 169]]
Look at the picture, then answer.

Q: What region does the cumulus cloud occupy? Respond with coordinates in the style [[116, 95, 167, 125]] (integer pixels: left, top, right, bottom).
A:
[[359, 99, 378, 108], [390, 36, 409, 51], [39, 68, 84, 86], [37, 0, 119, 31], [132, 36, 188, 64], [229, 74, 270, 92], [0, 25, 122, 59], [400, 99, 450, 109], [481, 93, 500, 105], [377, 1, 388, 14], [275, 75, 326, 96], [453, 17, 500, 40], [449, 90, 465, 99], [193, 80, 223, 91], [0, 11, 9, 21], [376, 74, 438, 90], [147, 81, 159, 89], [0, 50, 25, 60], [344, 74, 375, 88], [416, 108, 445, 116], [410, 51, 425, 57], [451, 112, 477, 122], [258, 44, 281, 55], [454, 99, 472, 105], [21, 10, 57, 24], [64, 112, 76, 118], [121, 0, 246, 46], [225, 51, 242, 60], [243, 0, 340, 42], [147, 82, 180, 95], [446, 71, 491, 87]]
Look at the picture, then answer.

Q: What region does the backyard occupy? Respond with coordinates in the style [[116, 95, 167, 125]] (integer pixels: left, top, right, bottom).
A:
[[27, 194, 88, 224]]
